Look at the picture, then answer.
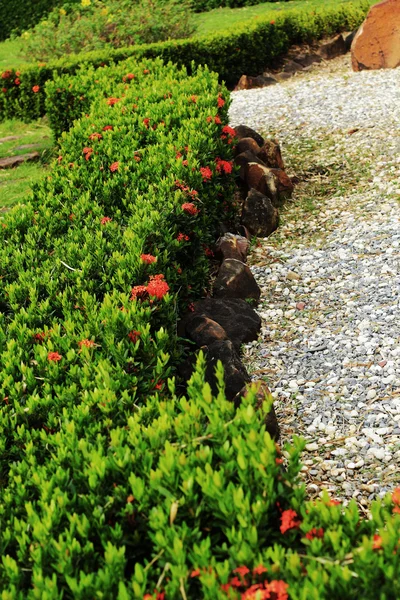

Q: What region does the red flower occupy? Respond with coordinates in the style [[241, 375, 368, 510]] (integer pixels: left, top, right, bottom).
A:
[[1, 70, 12, 79], [327, 499, 341, 506], [34, 332, 46, 343], [214, 115, 222, 125], [48, 351, 62, 362], [1, 88, 6, 93], [204, 247, 214, 258], [233, 566, 250, 577], [270, 20, 275, 25], [182, 202, 199, 216], [109, 161, 119, 172], [177, 233, 189, 242], [140, 253, 157, 264], [280, 509, 301, 534], [14, 78, 20, 85], [275, 458, 283, 465], [83, 147, 93, 155], [130, 285, 149, 301], [182, 159, 188, 166], [32, 85, 40, 93], [143, 69, 150, 74], [78, 339, 96, 349], [57, 155, 63, 164], [89, 132, 102, 141], [206, 116, 213, 123], [200, 166, 213, 181], [154, 380, 164, 391], [106, 97, 120, 106], [134, 155, 141, 162], [188, 302, 195, 312], [69, 213, 74, 220], [143, 118, 150, 128], [189, 95, 198, 103], [102, 125, 113, 131], [217, 96, 225, 108], [147, 275, 170, 300], [392, 488, 400, 505], [215, 157, 233, 174], [230, 577, 244, 588], [222, 125, 236, 137], [305, 527, 324, 541], [253, 565, 268, 576], [373, 534, 383, 550], [128, 330, 141, 344], [266, 580, 289, 600], [124, 73, 135, 80], [190, 569, 201, 578], [101, 216, 112, 225]]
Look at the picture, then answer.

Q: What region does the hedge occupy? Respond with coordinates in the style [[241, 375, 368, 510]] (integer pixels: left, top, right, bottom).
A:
[[0, 0, 373, 124]]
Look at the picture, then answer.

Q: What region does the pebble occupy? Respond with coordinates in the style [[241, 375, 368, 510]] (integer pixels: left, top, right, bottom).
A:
[[232, 54, 400, 506]]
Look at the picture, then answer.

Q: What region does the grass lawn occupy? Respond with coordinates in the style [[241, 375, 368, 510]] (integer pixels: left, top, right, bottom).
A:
[[0, 37, 30, 70], [0, 118, 53, 213]]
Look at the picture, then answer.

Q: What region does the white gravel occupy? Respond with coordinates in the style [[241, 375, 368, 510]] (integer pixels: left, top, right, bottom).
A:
[[229, 55, 400, 506]]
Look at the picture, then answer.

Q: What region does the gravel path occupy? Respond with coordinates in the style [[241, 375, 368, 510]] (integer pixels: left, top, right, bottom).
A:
[[229, 55, 400, 507]]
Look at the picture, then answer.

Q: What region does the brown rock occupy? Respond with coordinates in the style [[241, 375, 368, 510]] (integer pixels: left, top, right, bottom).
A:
[[233, 381, 280, 441], [245, 164, 293, 207], [204, 340, 251, 400], [283, 59, 304, 73], [294, 53, 322, 67], [186, 315, 228, 347], [241, 188, 279, 238], [344, 29, 358, 51], [235, 74, 277, 91], [216, 233, 250, 262], [275, 72, 293, 82], [213, 258, 261, 302], [270, 168, 294, 203], [351, 0, 400, 71], [183, 297, 261, 350], [258, 139, 285, 170], [233, 125, 264, 148], [318, 34, 347, 60], [234, 151, 265, 181], [235, 137, 261, 157], [0, 153, 40, 169]]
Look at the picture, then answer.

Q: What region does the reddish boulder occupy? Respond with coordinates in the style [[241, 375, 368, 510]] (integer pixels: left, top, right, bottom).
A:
[[245, 164, 293, 207], [235, 74, 277, 91], [235, 137, 262, 156], [270, 168, 294, 203], [234, 151, 265, 181], [258, 139, 285, 170], [351, 0, 400, 71], [215, 233, 250, 262], [233, 125, 264, 148]]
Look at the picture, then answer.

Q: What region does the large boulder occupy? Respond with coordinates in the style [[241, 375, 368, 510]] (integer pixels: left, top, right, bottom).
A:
[[204, 340, 251, 400], [235, 137, 262, 157], [258, 139, 285, 170], [213, 258, 261, 302], [244, 163, 293, 207], [233, 125, 265, 147], [241, 188, 279, 238], [351, 0, 400, 71], [318, 34, 347, 60], [215, 233, 250, 263]]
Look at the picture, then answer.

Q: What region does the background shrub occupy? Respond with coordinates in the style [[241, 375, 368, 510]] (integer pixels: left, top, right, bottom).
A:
[[23, 0, 195, 62]]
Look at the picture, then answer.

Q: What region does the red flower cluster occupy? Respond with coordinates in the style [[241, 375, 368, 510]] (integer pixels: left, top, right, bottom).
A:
[[14, 78, 20, 86], [32, 85, 40, 93], [140, 253, 157, 264], [101, 216, 112, 225], [78, 339, 96, 349], [177, 232, 189, 242], [222, 125, 236, 136], [48, 351, 62, 362], [305, 527, 324, 541], [128, 330, 141, 344], [83, 146, 93, 161], [392, 487, 400, 514], [106, 97, 120, 106], [89, 132, 102, 141], [215, 157, 233, 174], [189, 95, 198, 103], [143, 69, 150, 74], [1, 70, 12, 79], [280, 509, 301, 534], [143, 118, 150, 128], [109, 161, 119, 172], [221, 565, 289, 600], [204, 247, 214, 258], [217, 94, 225, 108], [200, 166, 213, 181], [131, 274, 169, 302], [123, 73, 135, 82], [34, 332, 47, 343], [175, 180, 198, 200], [373, 534, 383, 550], [181, 202, 199, 216], [102, 125, 113, 131], [206, 115, 222, 125]]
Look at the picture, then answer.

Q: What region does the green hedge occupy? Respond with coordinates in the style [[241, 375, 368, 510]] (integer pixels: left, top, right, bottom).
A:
[[0, 1, 372, 124], [0, 0, 81, 42]]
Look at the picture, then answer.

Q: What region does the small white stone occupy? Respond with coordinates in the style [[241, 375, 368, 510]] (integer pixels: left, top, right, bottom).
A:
[[305, 442, 319, 452]]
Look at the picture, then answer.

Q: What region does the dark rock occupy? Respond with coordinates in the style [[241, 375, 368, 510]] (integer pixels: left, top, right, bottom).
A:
[[318, 34, 347, 60], [344, 29, 358, 52], [184, 297, 261, 349], [233, 125, 264, 148], [351, 0, 400, 71], [215, 233, 250, 262], [276, 72, 293, 82], [294, 53, 322, 67], [185, 315, 228, 346], [0, 152, 40, 169], [233, 381, 280, 440], [241, 188, 279, 237], [235, 137, 262, 157], [234, 151, 265, 181], [235, 74, 277, 91], [213, 258, 261, 302], [258, 139, 285, 170], [204, 340, 250, 400], [282, 59, 304, 73]]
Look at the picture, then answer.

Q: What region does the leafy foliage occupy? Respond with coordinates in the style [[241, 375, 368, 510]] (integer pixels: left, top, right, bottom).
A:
[[23, 0, 195, 62]]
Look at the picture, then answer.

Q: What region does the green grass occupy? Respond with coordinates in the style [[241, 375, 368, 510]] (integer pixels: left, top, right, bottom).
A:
[[0, 118, 54, 212], [191, 0, 372, 36], [0, 37, 30, 70]]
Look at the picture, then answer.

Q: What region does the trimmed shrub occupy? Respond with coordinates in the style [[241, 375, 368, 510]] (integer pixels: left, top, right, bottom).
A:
[[0, 1, 374, 124]]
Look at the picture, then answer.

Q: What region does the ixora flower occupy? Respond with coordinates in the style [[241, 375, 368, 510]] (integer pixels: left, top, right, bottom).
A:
[[200, 166, 213, 181], [106, 97, 120, 106], [88, 132, 102, 141], [130, 285, 148, 301], [78, 339, 96, 349], [47, 351, 62, 362], [1, 70, 12, 79], [109, 162, 119, 172], [217, 95, 225, 108], [123, 73, 135, 81], [280, 509, 301, 534], [177, 232, 189, 242], [181, 202, 199, 216], [222, 125, 236, 137], [102, 125, 113, 131], [32, 85, 40, 93], [128, 330, 141, 344], [147, 274, 169, 300], [140, 254, 157, 264], [100, 216, 112, 225], [215, 157, 233, 174], [305, 527, 324, 541]]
